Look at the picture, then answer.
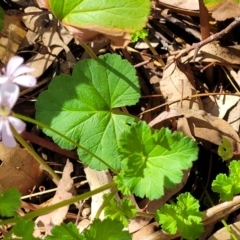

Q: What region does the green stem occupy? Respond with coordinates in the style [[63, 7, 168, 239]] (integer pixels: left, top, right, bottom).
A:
[[95, 187, 118, 219], [144, 38, 158, 56], [0, 181, 116, 225], [11, 126, 60, 182], [204, 190, 215, 207], [143, 38, 165, 66], [221, 220, 238, 240], [14, 113, 117, 174], [203, 191, 237, 239], [78, 41, 98, 60]]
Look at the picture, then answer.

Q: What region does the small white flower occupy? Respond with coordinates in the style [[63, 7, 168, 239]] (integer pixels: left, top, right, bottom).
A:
[[0, 83, 26, 147], [0, 56, 36, 87]]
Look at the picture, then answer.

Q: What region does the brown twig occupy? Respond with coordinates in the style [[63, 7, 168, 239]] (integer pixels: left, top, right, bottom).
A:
[[21, 131, 78, 160], [6, 9, 51, 17], [139, 91, 240, 116], [171, 17, 240, 63]]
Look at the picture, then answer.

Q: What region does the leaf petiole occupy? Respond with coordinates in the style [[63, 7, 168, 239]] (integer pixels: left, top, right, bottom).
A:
[[14, 113, 117, 173]]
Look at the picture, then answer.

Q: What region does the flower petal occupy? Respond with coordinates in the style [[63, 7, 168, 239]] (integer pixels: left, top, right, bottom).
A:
[[0, 83, 19, 109], [13, 75, 36, 87], [6, 56, 24, 77], [12, 65, 34, 78], [0, 119, 2, 141], [0, 76, 8, 84], [8, 116, 26, 134], [2, 120, 17, 147]]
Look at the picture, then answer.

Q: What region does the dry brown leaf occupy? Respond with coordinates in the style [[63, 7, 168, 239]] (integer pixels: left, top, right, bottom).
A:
[[77, 219, 90, 233], [157, 0, 200, 17], [150, 107, 240, 151], [128, 216, 152, 234], [183, 43, 240, 65], [84, 167, 116, 220], [22, 7, 75, 78], [207, 1, 240, 21], [159, 0, 199, 10], [185, 114, 240, 151], [229, 68, 240, 88], [0, 143, 45, 195], [208, 221, 240, 240], [132, 222, 159, 240], [154, 54, 240, 152], [0, 15, 26, 63], [35, 0, 48, 8], [228, 100, 240, 133], [202, 95, 240, 119], [149, 108, 207, 127], [35, 160, 74, 235], [159, 59, 203, 110], [66, 25, 131, 49]]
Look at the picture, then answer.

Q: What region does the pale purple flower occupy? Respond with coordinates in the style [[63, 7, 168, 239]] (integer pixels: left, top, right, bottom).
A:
[[0, 83, 26, 147], [0, 56, 36, 87]]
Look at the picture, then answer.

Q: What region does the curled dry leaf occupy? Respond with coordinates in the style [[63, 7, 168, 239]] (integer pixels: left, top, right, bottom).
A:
[[0, 143, 45, 195], [179, 113, 240, 152], [35, 160, 74, 236], [65, 25, 132, 49]]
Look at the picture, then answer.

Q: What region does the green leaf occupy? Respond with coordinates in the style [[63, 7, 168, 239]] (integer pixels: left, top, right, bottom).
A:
[[0, 188, 21, 217], [36, 53, 140, 170], [156, 204, 177, 234], [156, 193, 204, 240], [103, 194, 137, 227], [48, 0, 150, 33], [218, 137, 233, 160], [115, 121, 199, 200], [45, 219, 131, 240], [0, 6, 4, 32], [131, 29, 148, 43], [212, 174, 233, 201], [45, 222, 85, 240], [83, 218, 131, 240], [212, 160, 240, 201], [5, 219, 40, 240]]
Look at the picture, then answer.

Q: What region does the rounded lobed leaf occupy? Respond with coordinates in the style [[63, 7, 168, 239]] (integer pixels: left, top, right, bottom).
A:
[[36, 53, 140, 171], [48, 0, 150, 32], [84, 218, 131, 240], [115, 121, 199, 200], [156, 193, 203, 240]]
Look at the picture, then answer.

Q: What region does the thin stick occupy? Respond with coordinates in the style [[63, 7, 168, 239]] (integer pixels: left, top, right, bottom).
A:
[[171, 18, 240, 63], [139, 92, 240, 115]]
